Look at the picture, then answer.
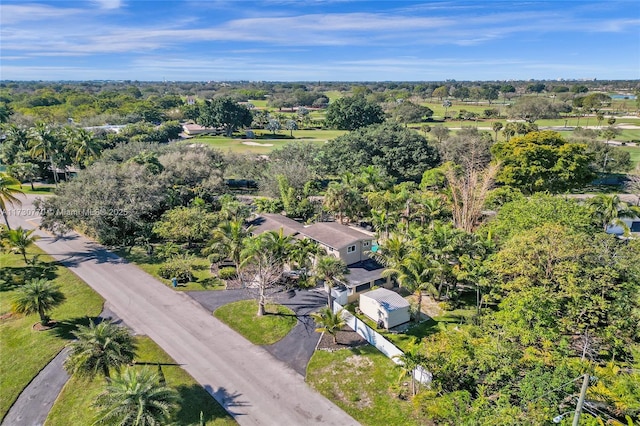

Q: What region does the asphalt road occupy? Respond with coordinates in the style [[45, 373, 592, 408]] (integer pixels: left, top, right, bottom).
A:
[[7, 196, 358, 426]]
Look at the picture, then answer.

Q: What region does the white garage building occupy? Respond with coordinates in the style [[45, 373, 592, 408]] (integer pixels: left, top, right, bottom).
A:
[[359, 288, 410, 329]]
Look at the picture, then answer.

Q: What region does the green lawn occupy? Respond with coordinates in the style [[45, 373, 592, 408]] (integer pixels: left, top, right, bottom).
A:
[[45, 336, 236, 426], [8, 184, 56, 195], [114, 247, 225, 292], [186, 129, 346, 154], [0, 249, 104, 421], [213, 300, 297, 345], [306, 345, 422, 426]]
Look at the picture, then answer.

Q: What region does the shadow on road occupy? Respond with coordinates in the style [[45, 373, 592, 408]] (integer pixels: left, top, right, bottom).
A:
[[205, 385, 250, 416]]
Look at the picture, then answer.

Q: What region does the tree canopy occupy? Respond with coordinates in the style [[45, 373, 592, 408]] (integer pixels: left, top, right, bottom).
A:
[[320, 123, 440, 182], [491, 131, 596, 194], [324, 96, 385, 130], [198, 97, 252, 136]]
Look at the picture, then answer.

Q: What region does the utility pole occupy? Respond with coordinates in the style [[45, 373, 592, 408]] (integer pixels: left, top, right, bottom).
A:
[[572, 374, 590, 426]]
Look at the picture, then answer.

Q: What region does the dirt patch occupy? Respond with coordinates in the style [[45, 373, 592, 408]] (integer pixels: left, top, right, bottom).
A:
[[32, 321, 57, 331], [345, 354, 373, 369], [407, 293, 442, 318], [317, 326, 368, 351], [0, 312, 13, 320]]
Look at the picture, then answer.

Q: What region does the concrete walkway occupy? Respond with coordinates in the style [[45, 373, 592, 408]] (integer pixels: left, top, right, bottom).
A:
[[8, 196, 358, 426]]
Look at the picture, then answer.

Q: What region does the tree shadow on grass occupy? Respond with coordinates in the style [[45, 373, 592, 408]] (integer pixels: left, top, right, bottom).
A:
[[175, 385, 243, 424], [0, 261, 59, 292], [50, 315, 102, 340]]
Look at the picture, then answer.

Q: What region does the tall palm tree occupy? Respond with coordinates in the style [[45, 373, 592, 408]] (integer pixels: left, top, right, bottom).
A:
[[382, 251, 437, 323], [4, 226, 39, 263], [313, 255, 349, 309], [587, 194, 639, 233], [258, 229, 294, 266], [311, 307, 346, 344], [65, 320, 137, 380], [393, 349, 428, 396], [12, 278, 66, 325], [289, 238, 322, 279], [0, 173, 24, 229], [29, 122, 61, 185], [0, 124, 30, 164], [92, 368, 180, 426], [64, 127, 102, 167]]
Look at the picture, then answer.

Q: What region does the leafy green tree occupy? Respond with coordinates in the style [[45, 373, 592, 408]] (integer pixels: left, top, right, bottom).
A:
[[324, 96, 385, 130], [4, 226, 39, 263], [432, 86, 449, 101], [311, 307, 346, 344], [266, 118, 281, 134], [0, 173, 24, 229], [391, 101, 433, 127], [491, 131, 596, 194], [320, 123, 439, 182], [0, 102, 13, 123], [153, 206, 216, 248], [65, 320, 137, 380], [198, 97, 252, 137], [507, 97, 558, 123], [284, 119, 297, 136], [313, 255, 349, 309], [92, 368, 180, 425], [12, 278, 65, 325], [6, 163, 40, 190]]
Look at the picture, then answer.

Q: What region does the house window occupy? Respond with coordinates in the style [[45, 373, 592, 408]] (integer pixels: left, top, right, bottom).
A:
[[363, 241, 370, 247], [631, 222, 640, 233], [374, 278, 386, 287], [355, 283, 371, 293], [347, 245, 356, 253]]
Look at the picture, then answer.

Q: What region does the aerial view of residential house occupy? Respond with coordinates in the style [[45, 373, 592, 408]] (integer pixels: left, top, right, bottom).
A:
[[249, 215, 393, 302]]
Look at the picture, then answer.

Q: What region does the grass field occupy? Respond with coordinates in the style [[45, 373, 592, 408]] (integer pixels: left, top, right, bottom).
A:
[[45, 336, 236, 426], [0, 248, 104, 421], [306, 345, 422, 426], [185, 129, 346, 154], [213, 300, 297, 345], [7, 184, 56, 195]]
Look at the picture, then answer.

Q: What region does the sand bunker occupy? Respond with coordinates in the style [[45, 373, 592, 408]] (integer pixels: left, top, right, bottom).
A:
[[242, 141, 274, 147]]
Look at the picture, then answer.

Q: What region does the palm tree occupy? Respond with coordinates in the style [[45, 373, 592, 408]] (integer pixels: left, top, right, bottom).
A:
[[29, 122, 61, 185], [4, 226, 39, 263], [205, 220, 253, 267], [258, 229, 294, 266], [382, 251, 437, 323], [65, 320, 137, 380], [587, 194, 638, 233], [0, 173, 24, 229], [313, 255, 349, 309], [311, 307, 346, 344], [64, 127, 102, 167], [393, 349, 428, 396], [92, 368, 180, 426], [289, 238, 322, 279], [12, 278, 66, 326]]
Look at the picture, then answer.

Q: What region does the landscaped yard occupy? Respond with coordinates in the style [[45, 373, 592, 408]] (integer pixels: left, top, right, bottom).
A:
[[45, 336, 236, 426], [114, 247, 225, 291], [306, 345, 423, 426], [214, 300, 297, 345], [0, 249, 104, 421]]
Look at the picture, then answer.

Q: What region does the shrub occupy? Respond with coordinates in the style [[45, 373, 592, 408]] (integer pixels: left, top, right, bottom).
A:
[[217, 267, 237, 280], [438, 301, 457, 311], [158, 255, 194, 283]]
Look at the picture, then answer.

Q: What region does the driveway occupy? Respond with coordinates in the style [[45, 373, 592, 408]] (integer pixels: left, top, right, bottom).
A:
[[7, 195, 358, 426], [188, 288, 326, 376]]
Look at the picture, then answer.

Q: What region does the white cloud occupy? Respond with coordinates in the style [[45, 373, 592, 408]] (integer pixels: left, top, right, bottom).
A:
[[92, 0, 124, 10]]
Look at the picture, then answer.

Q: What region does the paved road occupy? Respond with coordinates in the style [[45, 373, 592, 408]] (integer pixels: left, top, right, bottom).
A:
[[8, 196, 358, 426], [189, 288, 326, 376]]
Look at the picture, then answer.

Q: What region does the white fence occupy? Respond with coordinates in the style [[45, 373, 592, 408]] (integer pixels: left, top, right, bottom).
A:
[[333, 302, 431, 385]]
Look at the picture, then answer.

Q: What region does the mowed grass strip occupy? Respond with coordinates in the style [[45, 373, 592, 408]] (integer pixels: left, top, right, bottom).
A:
[[0, 249, 104, 420], [214, 300, 297, 345], [306, 345, 421, 426], [45, 336, 236, 426]]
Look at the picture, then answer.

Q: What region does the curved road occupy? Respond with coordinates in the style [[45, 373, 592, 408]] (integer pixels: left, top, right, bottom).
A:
[[7, 196, 358, 426]]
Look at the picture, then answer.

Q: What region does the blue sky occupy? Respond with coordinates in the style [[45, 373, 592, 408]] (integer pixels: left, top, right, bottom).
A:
[[1, 0, 639, 81]]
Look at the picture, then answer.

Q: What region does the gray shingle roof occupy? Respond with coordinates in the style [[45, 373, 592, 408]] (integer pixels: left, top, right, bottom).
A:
[[360, 288, 410, 311], [299, 222, 371, 249], [249, 214, 303, 237]]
